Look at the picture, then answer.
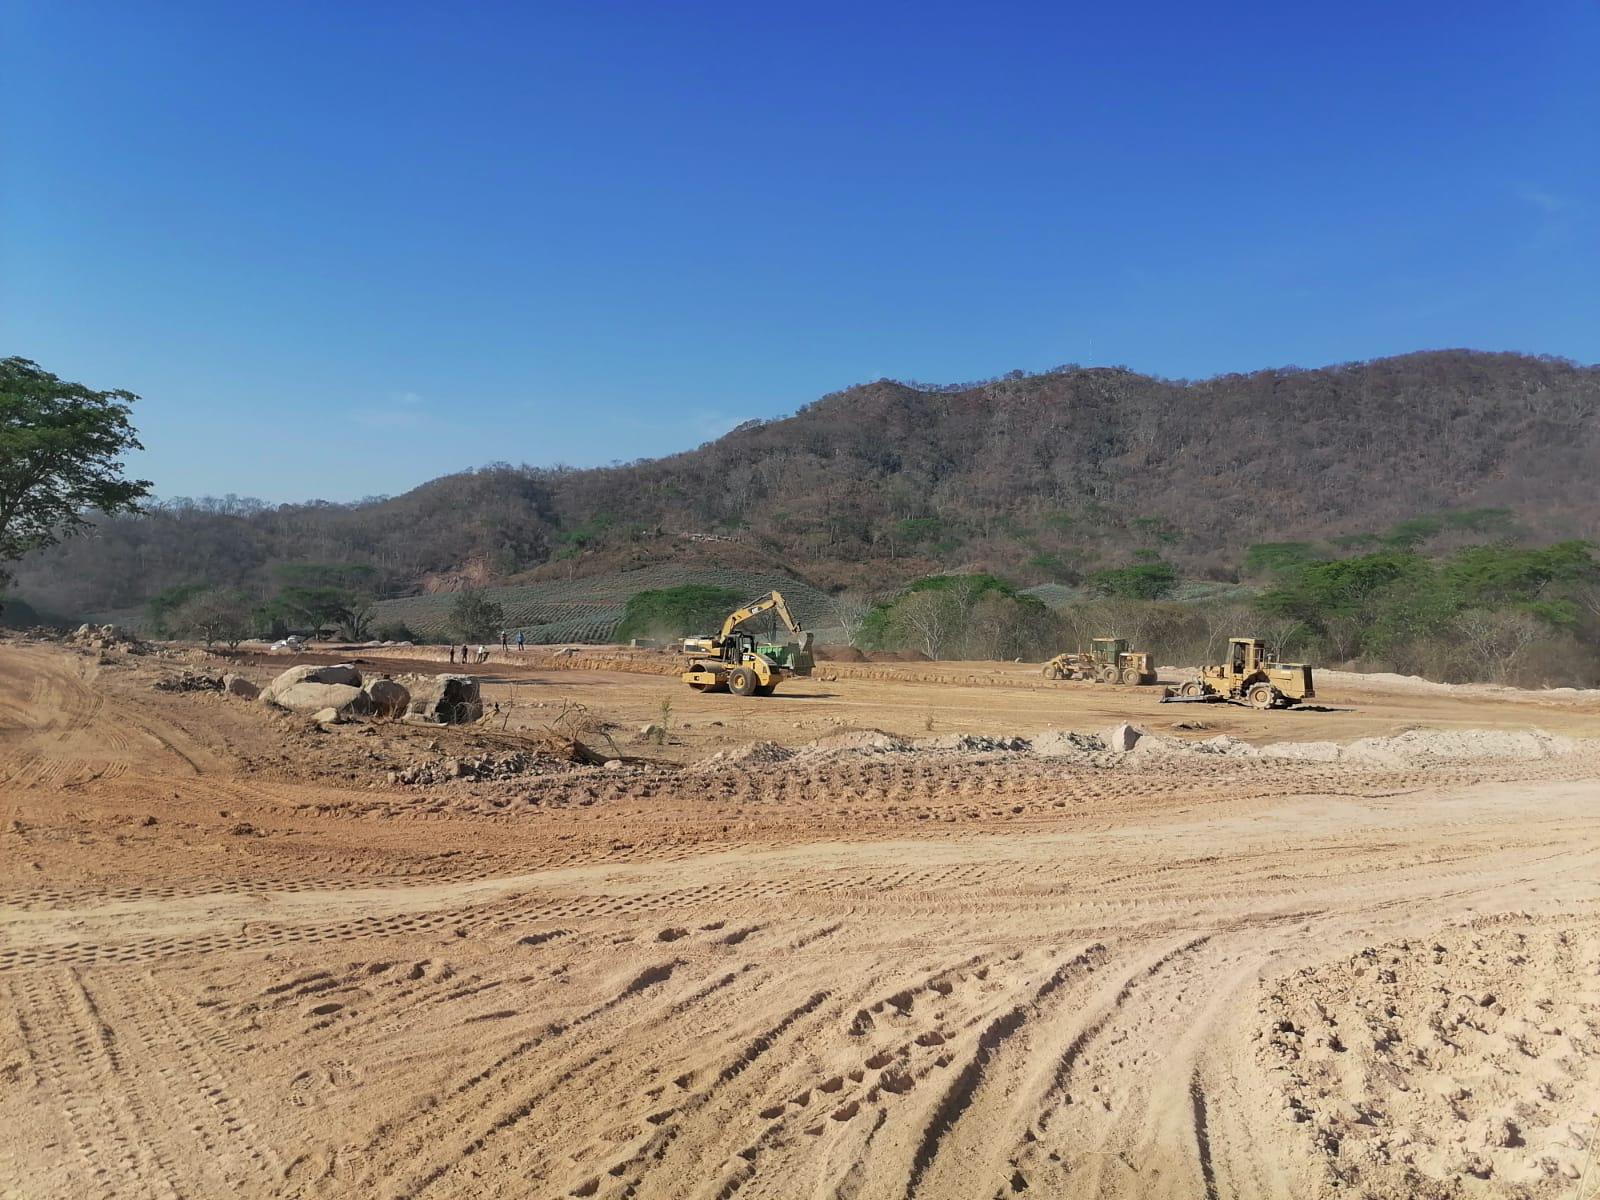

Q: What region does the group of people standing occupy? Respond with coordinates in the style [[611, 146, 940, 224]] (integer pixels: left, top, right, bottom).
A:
[[447, 629, 525, 664]]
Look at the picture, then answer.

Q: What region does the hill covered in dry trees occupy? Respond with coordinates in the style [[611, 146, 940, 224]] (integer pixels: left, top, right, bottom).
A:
[[15, 349, 1600, 619]]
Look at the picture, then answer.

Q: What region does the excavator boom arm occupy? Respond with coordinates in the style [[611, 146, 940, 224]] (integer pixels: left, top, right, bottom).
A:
[[718, 591, 802, 641]]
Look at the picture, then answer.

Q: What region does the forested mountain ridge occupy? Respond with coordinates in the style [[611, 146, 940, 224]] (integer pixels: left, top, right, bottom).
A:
[[15, 349, 1600, 619]]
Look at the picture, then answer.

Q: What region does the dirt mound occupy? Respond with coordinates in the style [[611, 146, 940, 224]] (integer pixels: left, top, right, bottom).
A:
[[799, 728, 912, 756], [1258, 917, 1600, 1196], [1322, 668, 1600, 704], [690, 740, 795, 771], [394, 749, 572, 785], [1342, 728, 1576, 764], [1031, 729, 1106, 758], [1255, 728, 1578, 765], [866, 649, 931, 662], [1126, 731, 1256, 759], [915, 733, 1032, 753], [814, 644, 867, 663]]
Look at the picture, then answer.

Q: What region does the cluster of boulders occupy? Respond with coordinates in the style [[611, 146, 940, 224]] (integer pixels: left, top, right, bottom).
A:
[[69, 623, 148, 653], [255, 664, 482, 725]]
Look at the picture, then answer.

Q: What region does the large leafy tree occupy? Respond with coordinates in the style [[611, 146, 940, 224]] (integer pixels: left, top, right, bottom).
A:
[[0, 358, 151, 588], [451, 589, 506, 642]]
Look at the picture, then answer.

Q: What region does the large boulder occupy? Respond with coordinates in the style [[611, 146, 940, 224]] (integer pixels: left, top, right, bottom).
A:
[[221, 673, 260, 700], [270, 681, 371, 715], [364, 678, 410, 718], [405, 674, 482, 724], [260, 663, 363, 705], [1100, 722, 1145, 753]]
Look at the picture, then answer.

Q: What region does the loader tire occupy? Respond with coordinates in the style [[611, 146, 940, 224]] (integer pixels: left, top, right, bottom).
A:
[[1099, 665, 1120, 684], [1248, 683, 1276, 709], [1119, 666, 1141, 686], [727, 667, 758, 697], [1179, 681, 1203, 698], [1042, 663, 1063, 680]]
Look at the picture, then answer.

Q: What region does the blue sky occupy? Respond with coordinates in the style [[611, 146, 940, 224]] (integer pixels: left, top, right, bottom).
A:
[[3, 1, 1596, 502]]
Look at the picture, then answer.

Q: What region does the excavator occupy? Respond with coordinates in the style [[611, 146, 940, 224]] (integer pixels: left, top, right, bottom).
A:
[[680, 591, 815, 696]]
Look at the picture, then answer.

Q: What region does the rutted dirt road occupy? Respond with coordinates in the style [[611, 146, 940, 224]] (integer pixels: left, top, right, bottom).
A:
[[2, 641, 1598, 1199]]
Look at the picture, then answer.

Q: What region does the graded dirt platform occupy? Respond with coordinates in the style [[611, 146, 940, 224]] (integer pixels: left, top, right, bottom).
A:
[[3, 640, 1599, 1199]]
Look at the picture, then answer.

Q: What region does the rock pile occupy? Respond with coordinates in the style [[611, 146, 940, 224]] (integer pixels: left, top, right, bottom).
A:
[[256, 664, 429, 721], [153, 671, 222, 693], [69, 623, 147, 653], [392, 750, 551, 785]]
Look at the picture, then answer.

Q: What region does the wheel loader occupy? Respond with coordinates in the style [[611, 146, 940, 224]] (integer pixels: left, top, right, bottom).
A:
[[680, 591, 815, 697], [1164, 637, 1315, 709], [1041, 637, 1157, 686]]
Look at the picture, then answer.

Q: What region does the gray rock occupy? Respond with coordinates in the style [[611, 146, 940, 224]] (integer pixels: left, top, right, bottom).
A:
[[365, 678, 410, 718], [1101, 722, 1144, 752], [271, 681, 371, 715], [221, 673, 260, 700], [259, 662, 363, 704], [404, 674, 482, 724]]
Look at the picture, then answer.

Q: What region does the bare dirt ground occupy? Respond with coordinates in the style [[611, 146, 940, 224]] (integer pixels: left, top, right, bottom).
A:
[[3, 638, 1599, 1199]]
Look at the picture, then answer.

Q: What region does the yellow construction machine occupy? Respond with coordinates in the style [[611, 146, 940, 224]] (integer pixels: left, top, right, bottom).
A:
[[680, 591, 815, 696], [1164, 637, 1315, 709], [1041, 637, 1157, 685]]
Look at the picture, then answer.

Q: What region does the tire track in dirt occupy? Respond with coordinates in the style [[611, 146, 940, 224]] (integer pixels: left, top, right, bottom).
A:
[[11, 969, 185, 1199]]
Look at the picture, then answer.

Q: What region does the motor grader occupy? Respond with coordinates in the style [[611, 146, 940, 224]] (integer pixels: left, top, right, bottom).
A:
[[1041, 637, 1157, 686], [680, 591, 815, 696], [1165, 636, 1315, 709]]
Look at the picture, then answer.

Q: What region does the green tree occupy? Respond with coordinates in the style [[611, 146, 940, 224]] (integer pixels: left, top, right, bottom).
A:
[[265, 586, 356, 631], [1243, 542, 1318, 577], [1086, 560, 1178, 600], [615, 585, 743, 641], [0, 358, 151, 590], [171, 588, 253, 647], [146, 581, 210, 636], [1441, 541, 1596, 605], [451, 589, 506, 642]]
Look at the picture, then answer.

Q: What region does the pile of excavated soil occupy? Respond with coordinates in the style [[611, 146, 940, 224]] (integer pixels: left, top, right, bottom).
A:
[[1031, 729, 1107, 758], [1258, 916, 1600, 1197], [794, 728, 913, 757], [915, 733, 1033, 753], [814, 645, 868, 663], [690, 726, 1592, 773], [688, 740, 795, 771], [1320, 668, 1600, 703], [1261, 729, 1578, 765]]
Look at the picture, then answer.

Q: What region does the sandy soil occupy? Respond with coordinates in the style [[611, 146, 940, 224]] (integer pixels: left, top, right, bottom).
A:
[[2, 639, 1598, 1199]]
